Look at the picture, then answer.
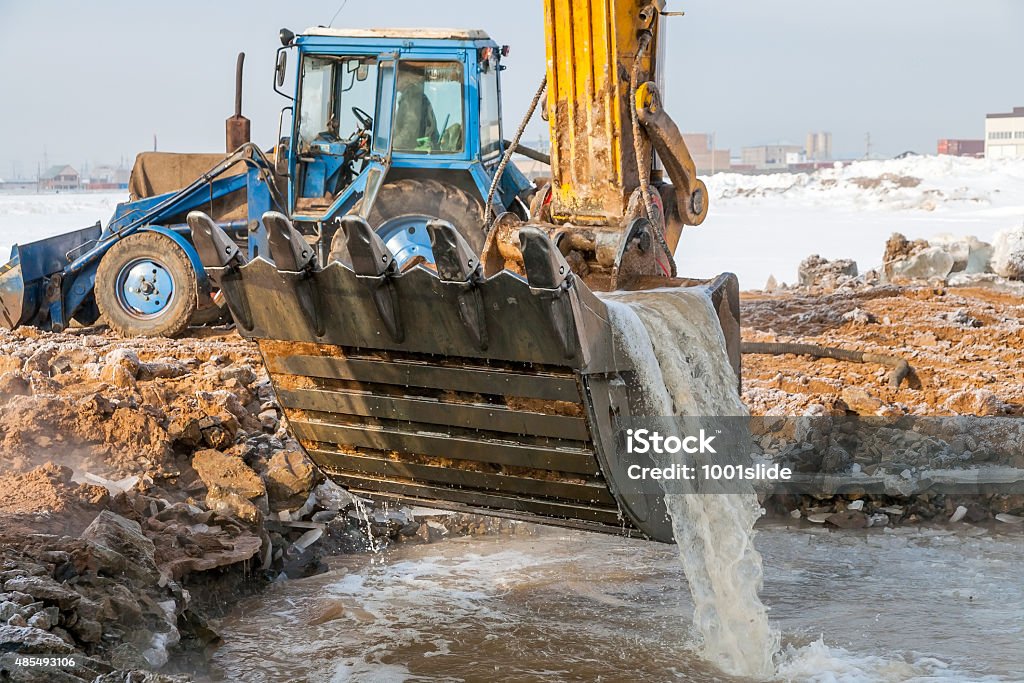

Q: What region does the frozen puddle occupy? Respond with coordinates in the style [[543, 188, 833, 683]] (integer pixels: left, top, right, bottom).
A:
[[209, 527, 1023, 682]]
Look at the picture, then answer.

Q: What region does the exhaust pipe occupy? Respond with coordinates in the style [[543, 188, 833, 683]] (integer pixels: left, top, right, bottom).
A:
[[226, 52, 251, 152]]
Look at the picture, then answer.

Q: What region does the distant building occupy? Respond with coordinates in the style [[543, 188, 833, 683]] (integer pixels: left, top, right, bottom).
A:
[[937, 139, 984, 158], [39, 165, 80, 191], [681, 133, 730, 175], [85, 165, 130, 190], [985, 106, 1024, 160], [741, 144, 803, 171], [805, 131, 832, 161]]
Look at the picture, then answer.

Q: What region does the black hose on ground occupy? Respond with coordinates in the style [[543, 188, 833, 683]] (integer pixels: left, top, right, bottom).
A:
[[740, 341, 912, 388]]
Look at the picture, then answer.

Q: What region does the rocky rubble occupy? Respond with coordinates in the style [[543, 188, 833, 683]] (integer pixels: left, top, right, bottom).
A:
[[0, 326, 512, 681], [743, 232, 1024, 530]]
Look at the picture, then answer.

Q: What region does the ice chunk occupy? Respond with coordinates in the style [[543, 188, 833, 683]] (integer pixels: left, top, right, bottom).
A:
[[887, 246, 955, 281], [991, 225, 1024, 279]]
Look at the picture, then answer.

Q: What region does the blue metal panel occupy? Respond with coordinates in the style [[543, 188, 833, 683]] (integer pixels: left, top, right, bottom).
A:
[[302, 160, 328, 198], [246, 168, 272, 260], [54, 264, 99, 331]]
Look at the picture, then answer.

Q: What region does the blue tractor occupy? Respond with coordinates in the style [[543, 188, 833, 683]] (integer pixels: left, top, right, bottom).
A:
[[0, 27, 536, 337]]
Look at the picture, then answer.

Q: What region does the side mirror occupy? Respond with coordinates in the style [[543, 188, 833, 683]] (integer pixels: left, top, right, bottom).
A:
[[275, 51, 288, 88]]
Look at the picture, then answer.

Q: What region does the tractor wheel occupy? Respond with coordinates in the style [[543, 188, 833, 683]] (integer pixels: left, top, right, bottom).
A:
[[95, 232, 197, 338], [329, 179, 485, 265]]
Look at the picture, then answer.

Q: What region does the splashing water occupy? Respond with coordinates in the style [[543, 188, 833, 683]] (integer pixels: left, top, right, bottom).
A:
[[351, 496, 383, 556], [602, 287, 780, 679]]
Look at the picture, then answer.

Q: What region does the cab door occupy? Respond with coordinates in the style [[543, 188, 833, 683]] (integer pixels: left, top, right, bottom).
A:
[[355, 57, 397, 219]]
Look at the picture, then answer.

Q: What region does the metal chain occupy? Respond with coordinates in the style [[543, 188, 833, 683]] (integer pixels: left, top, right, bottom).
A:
[[483, 74, 548, 228], [629, 34, 677, 277]]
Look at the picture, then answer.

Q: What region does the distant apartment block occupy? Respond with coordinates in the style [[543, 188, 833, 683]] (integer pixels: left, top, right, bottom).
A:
[[682, 133, 730, 175], [805, 131, 832, 161], [985, 106, 1024, 160], [937, 139, 984, 158], [741, 144, 803, 171], [39, 165, 80, 191]]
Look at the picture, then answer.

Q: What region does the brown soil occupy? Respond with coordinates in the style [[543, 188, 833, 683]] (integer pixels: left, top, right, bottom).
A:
[[740, 284, 1024, 416]]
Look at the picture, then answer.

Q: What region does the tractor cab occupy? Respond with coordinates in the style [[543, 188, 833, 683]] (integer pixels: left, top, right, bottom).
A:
[[275, 28, 530, 266]]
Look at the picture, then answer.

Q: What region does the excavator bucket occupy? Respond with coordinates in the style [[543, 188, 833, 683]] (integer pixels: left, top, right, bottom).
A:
[[0, 223, 102, 330], [192, 212, 740, 543]]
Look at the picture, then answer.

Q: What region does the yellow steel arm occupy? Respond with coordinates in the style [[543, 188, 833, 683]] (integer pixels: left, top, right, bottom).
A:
[[542, 0, 706, 250]]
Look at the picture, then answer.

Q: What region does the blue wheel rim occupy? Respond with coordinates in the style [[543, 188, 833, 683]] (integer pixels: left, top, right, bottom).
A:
[[376, 214, 436, 267], [115, 258, 175, 319]]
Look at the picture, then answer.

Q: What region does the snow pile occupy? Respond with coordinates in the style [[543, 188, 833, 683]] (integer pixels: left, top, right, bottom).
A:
[[681, 155, 1024, 289], [0, 192, 126, 258], [707, 155, 1024, 212]]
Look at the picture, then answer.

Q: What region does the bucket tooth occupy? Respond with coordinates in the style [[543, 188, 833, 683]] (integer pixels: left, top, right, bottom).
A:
[[187, 211, 253, 331], [263, 211, 316, 272], [519, 226, 570, 290], [519, 227, 577, 360], [427, 219, 480, 283], [262, 211, 325, 337], [187, 211, 244, 272], [427, 219, 488, 350], [339, 215, 403, 342], [339, 215, 397, 277]]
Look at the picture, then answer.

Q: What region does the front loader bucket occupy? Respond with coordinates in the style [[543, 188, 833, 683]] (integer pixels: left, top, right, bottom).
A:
[[0, 223, 102, 329], [196, 216, 740, 543]]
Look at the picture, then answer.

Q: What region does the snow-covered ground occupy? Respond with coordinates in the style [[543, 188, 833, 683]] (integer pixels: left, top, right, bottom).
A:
[[0, 192, 126, 259], [678, 156, 1024, 289], [2, 156, 1023, 291]]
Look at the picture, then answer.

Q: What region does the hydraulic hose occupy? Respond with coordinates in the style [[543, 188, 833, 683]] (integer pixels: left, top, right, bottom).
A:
[[483, 75, 548, 228], [740, 341, 912, 388]]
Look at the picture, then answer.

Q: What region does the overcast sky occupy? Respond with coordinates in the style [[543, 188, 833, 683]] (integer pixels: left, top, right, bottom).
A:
[[0, 0, 1020, 177]]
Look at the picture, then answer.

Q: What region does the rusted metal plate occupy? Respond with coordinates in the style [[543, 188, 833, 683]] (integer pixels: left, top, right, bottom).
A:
[[276, 386, 590, 440], [330, 474, 625, 525], [344, 489, 641, 537], [309, 448, 617, 505], [289, 418, 600, 475], [263, 350, 582, 402], [223, 259, 623, 372]]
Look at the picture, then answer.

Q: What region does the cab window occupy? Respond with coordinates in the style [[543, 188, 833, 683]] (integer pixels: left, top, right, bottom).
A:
[[393, 61, 465, 154], [479, 57, 501, 158], [297, 55, 378, 151]]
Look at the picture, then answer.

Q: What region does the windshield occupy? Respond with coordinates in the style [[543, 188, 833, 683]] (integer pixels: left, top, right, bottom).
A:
[[393, 61, 465, 154], [297, 55, 379, 150]]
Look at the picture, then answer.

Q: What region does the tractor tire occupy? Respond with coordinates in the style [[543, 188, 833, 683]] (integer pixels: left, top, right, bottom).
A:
[[329, 179, 485, 263], [95, 232, 198, 338]]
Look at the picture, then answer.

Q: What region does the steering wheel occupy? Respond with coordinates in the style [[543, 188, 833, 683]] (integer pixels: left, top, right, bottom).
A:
[[352, 106, 374, 131]]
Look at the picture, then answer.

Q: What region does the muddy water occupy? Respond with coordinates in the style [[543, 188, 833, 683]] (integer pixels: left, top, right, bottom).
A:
[[605, 289, 777, 677], [208, 524, 1023, 682]]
